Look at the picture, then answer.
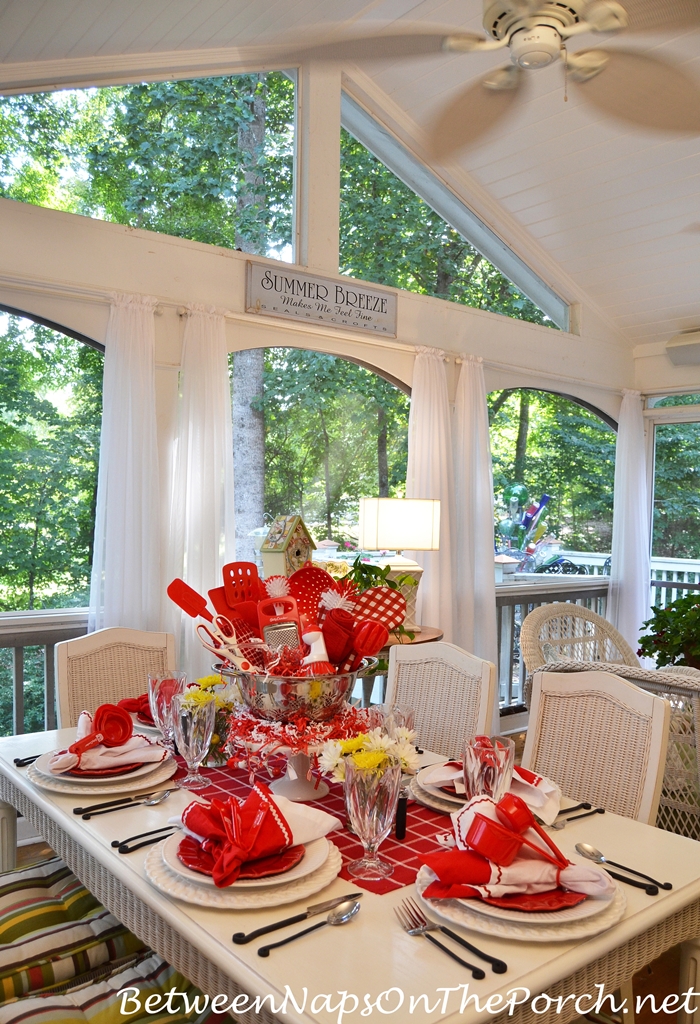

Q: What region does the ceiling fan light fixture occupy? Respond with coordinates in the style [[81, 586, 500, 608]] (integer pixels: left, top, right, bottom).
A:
[[509, 25, 563, 67]]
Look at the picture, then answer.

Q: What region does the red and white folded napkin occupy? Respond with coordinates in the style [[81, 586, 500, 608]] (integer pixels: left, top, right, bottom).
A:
[[421, 847, 616, 900], [426, 762, 561, 825], [117, 693, 155, 727], [422, 795, 614, 900], [170, 783, 342, 888], [48, 710, 167, 774]]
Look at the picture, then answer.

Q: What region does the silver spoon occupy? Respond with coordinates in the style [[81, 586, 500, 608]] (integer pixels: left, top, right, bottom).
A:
[[82, 788, 175, 819], [575, 843, 672, 891], [258, 899, 361, 956]]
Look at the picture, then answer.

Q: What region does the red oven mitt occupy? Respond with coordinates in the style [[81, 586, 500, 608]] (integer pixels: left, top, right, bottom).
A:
[[421, 848, 493, 899]]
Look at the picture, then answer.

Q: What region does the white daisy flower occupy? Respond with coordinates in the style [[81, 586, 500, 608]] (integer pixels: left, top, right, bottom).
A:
[[393, 740, 420, 773]]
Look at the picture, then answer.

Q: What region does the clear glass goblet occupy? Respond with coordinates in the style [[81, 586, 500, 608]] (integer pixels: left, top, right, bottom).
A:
[[344, 758, 402, 880], [369, 703, 416, 738], [171, 693, 216, 791], [463, 734, 515, 803], [147, 672, 187, 757]]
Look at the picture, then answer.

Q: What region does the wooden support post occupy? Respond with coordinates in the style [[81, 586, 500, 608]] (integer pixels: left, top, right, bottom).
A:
[[296, 61, 341, 273], [45, 644, 56, 730], [12, 647, 24, 736]]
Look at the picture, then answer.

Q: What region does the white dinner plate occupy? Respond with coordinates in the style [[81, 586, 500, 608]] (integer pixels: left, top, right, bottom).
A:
[[33, 750, 168, 785], [409, 775, 458, 815], [145, 839, 342, 909], [161, 833, 330, 889], [26, 757, 177, 796], [415, 763, 465, 806], [415, 866, 626, 942]]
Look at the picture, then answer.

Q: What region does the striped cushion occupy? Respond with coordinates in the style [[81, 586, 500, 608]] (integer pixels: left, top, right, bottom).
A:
[[0, 952, 226, 1024], [0, 859, 146, 1002]]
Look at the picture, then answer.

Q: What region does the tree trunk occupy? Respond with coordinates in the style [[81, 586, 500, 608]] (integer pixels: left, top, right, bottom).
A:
[[318, 410, 333, 539], [377, 404, 389, 496], [232, 349, 265, 562], [232, 75, 267, 563], [513, 391, 530, 481]]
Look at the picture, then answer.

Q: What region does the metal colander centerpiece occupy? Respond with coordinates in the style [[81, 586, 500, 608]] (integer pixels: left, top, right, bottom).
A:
[[217, 659, 377, 722]]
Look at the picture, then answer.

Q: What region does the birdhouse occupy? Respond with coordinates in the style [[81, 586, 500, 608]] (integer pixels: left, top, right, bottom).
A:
[[261, 515, 316, 578]]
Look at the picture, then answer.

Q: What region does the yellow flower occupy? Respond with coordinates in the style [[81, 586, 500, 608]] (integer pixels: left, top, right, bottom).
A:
[[196, 675, 221, 689], [182, 688, 215, 708], [309, 680, 323, 701], [351, 749, 389, 772], [340, 734, 368, 755]]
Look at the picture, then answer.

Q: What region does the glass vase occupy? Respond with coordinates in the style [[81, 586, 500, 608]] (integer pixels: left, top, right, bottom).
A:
[[344, 759, 402, 880]]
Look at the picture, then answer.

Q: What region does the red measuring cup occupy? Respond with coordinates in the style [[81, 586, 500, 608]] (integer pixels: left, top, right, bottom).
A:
[[495, 793, 569, 867], [69, 704, 133, 756], [466, 811, 563, 868]]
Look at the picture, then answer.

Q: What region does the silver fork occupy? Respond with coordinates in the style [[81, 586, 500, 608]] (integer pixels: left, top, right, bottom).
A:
[[394, 900, 486, 979], [401, 898, 507, 973]]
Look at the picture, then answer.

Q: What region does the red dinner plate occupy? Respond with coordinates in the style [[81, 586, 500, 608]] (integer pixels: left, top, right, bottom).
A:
[[478, 890, 587, 913], [65, 762, 145, 778], [177, 835, 306, 880]]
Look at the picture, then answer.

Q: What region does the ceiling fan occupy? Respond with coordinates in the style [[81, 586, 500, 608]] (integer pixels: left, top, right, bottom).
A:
[[280, 0, 700, 157]]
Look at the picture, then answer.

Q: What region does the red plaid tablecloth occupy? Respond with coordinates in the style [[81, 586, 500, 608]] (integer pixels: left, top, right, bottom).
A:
[[180, 762, 450, 895]]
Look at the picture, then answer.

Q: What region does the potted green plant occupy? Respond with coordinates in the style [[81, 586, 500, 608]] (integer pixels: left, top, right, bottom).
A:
[[638, 594, 700, 669]]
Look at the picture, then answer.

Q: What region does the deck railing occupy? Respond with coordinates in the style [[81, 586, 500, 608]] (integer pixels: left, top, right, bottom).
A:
[[0, 609, 88, 734]]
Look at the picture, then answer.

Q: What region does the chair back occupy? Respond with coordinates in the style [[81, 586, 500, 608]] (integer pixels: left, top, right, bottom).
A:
[[520, 603, 640, 674], [522, 669, 670, 824], [55, 628, 176, 728], [385, 641, 497, 759]]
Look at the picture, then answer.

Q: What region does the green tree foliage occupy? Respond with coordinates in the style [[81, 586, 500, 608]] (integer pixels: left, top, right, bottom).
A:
[[0, 316, 102, 610], [339, 130, 553, 327], [489, 389, 616, 552], [652, 396, 700, 560], [261, 349, 408, 542]]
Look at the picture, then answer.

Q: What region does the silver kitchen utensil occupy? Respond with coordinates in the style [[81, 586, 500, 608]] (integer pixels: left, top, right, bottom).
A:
[[394, 900, 485, 979], [257, 899, 361, 956], [575, 843, 672, 890]]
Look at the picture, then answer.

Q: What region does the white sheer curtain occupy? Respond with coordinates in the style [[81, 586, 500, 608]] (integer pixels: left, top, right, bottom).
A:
[[453, 355, 498, 665], [405, 346, 454, 641], [168, 305, 235, 679], [608, 389, 651, 654], [89, 293, 161, 632]]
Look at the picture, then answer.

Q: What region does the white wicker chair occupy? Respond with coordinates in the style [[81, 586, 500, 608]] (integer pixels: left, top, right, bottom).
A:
[[523, 669, 670, 824], [385, 642, 497, 759], [520, 603, 640, 674], [55, 628, 176, 728]]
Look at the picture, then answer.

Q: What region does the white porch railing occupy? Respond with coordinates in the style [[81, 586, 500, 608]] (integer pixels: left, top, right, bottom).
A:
[[0, 609, 88, 734]]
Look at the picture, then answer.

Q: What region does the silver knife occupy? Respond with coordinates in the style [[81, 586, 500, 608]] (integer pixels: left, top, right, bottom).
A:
[[231, 893, 363, 945]]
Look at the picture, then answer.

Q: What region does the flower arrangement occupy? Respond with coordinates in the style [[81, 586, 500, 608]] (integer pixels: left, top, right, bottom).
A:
[[319, 727, 420, 781], [638, 594, 700, 669], [183, 675, 238, 765]]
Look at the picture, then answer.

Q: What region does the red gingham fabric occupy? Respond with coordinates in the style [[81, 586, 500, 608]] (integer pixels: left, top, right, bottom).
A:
[[175, 761, 448, 895]]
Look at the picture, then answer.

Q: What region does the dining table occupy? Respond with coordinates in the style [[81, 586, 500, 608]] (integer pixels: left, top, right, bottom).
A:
[[1, 727, 700, 1024]]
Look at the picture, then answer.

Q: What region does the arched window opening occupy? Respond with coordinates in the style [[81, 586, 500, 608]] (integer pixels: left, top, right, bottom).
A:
[[489, 389, 616, 572], [230, 348, 409, 566], [0, 311, 102, 734]]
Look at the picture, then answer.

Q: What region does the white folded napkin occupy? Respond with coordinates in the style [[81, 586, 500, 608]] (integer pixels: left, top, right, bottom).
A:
[[49, 711, 167, 774], [425, 761, 561, 825]]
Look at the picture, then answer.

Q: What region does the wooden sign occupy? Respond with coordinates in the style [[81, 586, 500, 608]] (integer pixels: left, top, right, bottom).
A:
[[246, 261, 397, 336]]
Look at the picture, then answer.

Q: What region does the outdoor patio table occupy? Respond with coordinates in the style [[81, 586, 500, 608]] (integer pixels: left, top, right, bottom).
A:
[[1, 729, 699, 1024]]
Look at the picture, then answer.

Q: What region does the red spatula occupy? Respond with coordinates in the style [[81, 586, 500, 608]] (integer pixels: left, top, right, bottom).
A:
[[167, 578, 213, 622], [223, 562, 262, 606]]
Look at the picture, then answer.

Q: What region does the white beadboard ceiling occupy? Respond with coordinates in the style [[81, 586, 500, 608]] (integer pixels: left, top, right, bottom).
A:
[[0, 0, 699, 350]]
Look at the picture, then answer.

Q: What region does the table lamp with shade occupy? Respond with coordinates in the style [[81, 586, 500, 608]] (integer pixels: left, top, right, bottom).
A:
[[357, 497, 440, 632]]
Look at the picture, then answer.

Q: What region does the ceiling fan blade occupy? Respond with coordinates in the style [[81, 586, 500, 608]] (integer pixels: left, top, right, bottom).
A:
[[612, 0, 700, 32], [428, 66, 525, 159], [278, 31, 485, 62], [571, 48, 700, 133]]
